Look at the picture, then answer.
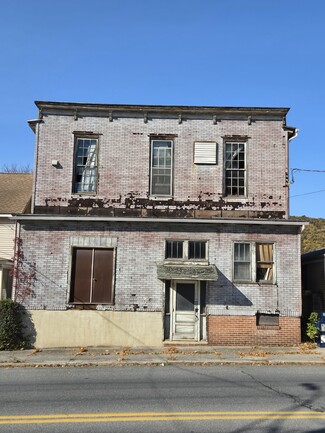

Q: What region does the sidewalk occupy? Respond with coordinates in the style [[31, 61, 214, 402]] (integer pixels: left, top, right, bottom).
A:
[[1, 344, 325, 367]]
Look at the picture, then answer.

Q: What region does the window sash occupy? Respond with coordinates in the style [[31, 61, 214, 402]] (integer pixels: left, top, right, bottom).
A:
[[165, 240, 183, 259], [234, 243, 251, 280], [150, 140, 173, 196], [256, 243, 274, 282], [165, 240, 207, 260], [225, 142, 246, 196], [233, 242, 275, 283], [74, 138, 98, 193], [188, 241, 206, 259]]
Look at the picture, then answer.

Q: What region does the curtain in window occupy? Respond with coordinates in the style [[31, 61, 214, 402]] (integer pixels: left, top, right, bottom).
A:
[[234, 243, 251, 280], [151, 141, 172, 195], [256, 244, 273, 281]]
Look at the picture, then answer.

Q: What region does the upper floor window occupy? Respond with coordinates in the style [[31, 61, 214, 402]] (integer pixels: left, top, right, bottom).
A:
[[150, 140, 173, 196], [225, 141, 246, 196], [233, 242, 274, 283], [165, 240, 207, 261], [73, 137, 98, 193]]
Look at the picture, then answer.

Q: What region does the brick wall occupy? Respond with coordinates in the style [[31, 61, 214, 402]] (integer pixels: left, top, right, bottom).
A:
[[33, 110, 289, 218], [17, 221, 301, 319], [208, 316, 301, 346]]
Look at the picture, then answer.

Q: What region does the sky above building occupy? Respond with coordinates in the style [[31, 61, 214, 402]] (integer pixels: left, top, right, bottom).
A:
[[0, 0, 324, 218]]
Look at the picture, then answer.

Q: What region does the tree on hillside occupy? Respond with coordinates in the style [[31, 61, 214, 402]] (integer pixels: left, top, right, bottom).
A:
[[291, 216, 325, 254]]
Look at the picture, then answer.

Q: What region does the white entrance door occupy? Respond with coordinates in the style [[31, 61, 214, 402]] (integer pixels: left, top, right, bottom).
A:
[[171, 281, 199, 340]]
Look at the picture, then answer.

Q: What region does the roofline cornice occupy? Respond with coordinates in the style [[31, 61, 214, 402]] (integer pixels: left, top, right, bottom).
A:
[[34, 101, 290, 117]]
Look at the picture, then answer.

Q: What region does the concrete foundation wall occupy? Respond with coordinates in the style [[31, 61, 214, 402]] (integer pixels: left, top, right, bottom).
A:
[[24, 310, 163, 348]]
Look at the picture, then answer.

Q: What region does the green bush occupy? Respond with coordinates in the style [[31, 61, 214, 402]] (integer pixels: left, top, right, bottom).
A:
[[306, 312, 320, 342], [0, 300, 27, 350]]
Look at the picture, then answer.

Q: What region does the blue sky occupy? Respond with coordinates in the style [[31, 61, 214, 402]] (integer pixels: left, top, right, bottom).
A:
[[1, 0, 324, 217]]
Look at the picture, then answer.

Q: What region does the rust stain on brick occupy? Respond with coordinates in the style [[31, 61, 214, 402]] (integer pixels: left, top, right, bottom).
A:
[[38, 194, 285, 219]]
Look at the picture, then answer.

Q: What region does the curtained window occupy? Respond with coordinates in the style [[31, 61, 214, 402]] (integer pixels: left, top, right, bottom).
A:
[[233, 242, 275, 283], [256, 243, 274, 282]]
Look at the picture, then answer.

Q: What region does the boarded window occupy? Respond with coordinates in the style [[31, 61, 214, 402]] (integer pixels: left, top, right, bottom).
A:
[[256, 313, 279, 326], [70, 248, 114, 304], [194, 142, 217, 164]]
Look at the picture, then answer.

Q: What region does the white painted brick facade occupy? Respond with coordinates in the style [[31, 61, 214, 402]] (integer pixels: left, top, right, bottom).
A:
[[16, 102, 303, 346]]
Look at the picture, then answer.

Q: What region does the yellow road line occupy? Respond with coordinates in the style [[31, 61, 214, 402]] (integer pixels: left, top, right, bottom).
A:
[[0, 411, 325, 425]]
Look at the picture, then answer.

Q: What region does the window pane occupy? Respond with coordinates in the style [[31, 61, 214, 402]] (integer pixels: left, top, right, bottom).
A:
[[176, 283, 195, 311], [188, 241, 206, 259], [234, 243, 251, 280], [234, 263, 251, 280], [225, 141, 246, 196], [151, 140, 172, 195], [256, 243, 274, 282], [165, 241, 183, 259], [74, 138, 98, 193]]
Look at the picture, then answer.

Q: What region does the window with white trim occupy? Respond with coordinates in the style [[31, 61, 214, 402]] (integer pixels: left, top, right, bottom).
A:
[[233, 242, 275, 283], [73, 137, 98, 193], [165, 240, 207, 260], [225, 141, 246, 196], [150, 140, 173, 196]]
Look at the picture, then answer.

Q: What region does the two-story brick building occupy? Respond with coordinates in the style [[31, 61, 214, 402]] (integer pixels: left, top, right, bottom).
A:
[[13, 101, 304, 348]]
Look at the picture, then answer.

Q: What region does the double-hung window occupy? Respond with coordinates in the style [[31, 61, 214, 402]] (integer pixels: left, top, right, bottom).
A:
[[150, 140, 173, 196], [165, 240, 207, 261], [73, 137, 98, 193], [233, 242, 274, 283], [225, 141, 246, 196]]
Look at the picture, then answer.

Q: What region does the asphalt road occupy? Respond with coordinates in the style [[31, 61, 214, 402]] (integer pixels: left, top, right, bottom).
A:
[[1, 365, 325, 433]]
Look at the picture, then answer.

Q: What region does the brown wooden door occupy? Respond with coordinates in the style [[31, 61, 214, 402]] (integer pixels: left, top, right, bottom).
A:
[[92, 249, 113, 303], [70, 248, 114, 304]]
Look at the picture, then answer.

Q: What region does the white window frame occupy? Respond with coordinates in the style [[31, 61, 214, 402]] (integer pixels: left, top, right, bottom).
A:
[[165, 240, 208, 262], [150, 139, 173, 197], [224, 141, 246, 196], [233, 241, 276, 284], [73, 136, 98, 194]]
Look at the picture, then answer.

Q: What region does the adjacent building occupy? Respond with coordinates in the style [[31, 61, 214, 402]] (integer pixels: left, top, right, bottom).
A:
[[301, 248, 325, 325], [0, 173, 32, 301], [13, 101, 305, 347]]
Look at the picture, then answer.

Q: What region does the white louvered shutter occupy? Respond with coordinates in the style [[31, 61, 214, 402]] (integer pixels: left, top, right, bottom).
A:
[[194, 142, 217, 164]]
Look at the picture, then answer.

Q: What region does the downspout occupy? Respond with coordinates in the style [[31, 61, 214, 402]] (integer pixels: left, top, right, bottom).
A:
[[28, 117, 42, 214], [12, 221, 20, 302], [286, 126, 299, 217]]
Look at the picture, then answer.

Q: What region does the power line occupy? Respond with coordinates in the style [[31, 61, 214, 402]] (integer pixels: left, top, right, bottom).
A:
[[291, 189, 325, 198], [291, 168, 325, 183]]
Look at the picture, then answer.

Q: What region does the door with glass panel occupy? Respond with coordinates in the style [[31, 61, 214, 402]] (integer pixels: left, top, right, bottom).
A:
[[171, 281, 199, 340]]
